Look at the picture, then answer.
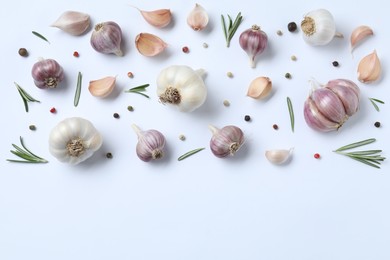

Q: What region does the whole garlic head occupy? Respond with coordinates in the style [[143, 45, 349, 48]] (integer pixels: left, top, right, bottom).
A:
[[49, 117, 103, 165], [156, 65, 207, 112]]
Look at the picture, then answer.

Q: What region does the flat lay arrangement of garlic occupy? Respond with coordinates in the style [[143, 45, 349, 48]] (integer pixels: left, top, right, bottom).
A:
[[7, 3, 386, 169]]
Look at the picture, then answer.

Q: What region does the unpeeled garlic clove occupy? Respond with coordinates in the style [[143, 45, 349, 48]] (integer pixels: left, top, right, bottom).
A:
[[208, 125, 244, 158], [357, 50, 381, 83], [350, 25, 373, 52], [187, 3, 209, 31], [265, 148, 293, 165], [247, 76, 272, 99], [88, 76, 116, 98], [135, 33, 167, 56], [133, 7, 172, 28], [51, 11, 90, 36]]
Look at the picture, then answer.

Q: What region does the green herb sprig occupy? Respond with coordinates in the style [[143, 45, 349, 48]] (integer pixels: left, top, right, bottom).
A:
[[74, 72, 82, 107], [32, 31, 50, 43], [369, 98, 385, 112], [124, 84, 150, 98], [333, 138, 385, 169], [178, 147, 205, 161], [221, 12, 243, 47], [287, 97, 294, 132], [14, 82, 40, 112], [7, 136, 48, 163]]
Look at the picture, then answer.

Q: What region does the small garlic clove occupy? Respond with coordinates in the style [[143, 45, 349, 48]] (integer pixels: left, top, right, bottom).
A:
[[135, 33, 167, 57], [326, 79, 360, 116], [88, 76, 116, 98], [350, 25, 373, 52], [265, 148, 293, 165], [357, 50, 381, 83], [304, 98, 340, 132], [247, 76, 272, 99], [135, 7, 172, 28], [51, 11, 90, 36], [310, 87, 346, 124], [187, 3, 209, 31]]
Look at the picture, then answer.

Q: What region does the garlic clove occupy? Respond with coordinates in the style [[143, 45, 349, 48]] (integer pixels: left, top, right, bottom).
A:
[[304, 98, 340, 132], [265, 148, 293, 165], [310, 87, 346, 124], [326, 79, 360, 116], [247, 76, 272, 99], [132, 6, 172, 28], [187, 3, 209, 31], [88, 76, 116, 98], [350, 25, 373, 52], [357, 50, 381, 83], [51, 11, 91, 36], [135, 33, 167, 56], [91, 21, 123, 56]]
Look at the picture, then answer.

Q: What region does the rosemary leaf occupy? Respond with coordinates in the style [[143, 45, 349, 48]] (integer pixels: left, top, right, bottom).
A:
[[74, 72, 82, 107], [7, 137, 48, 163], [370, 98, 385, 104], [335, 138, 376, 152], [32, 31, 50, 43], [124, 84, 150, 98], [287, 97, 294, 132], [221, 15, 228, 43], [347, 156, 381, 169], [14, 82, 40, 112], [346, 150, 382, 156], [369, 97, 385, 112], [178, 147, 205, 161], [221, 12, 243, 47]]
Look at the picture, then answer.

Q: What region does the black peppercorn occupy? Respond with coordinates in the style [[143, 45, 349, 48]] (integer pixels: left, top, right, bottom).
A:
[[285, 73, 291, 79], [374, 121, 381, 128], [113, 113, 120, 118], [287, 22, 297, 32], [106, 152, 113, 159], [332, 61, 339, 67], [244, 115, 251, 122], [29, 125, 36, 131]]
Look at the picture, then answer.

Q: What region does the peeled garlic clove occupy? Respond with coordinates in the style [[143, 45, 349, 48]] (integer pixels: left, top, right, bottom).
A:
[[134, 7, 172, 28], [247, 76, 272, 99], [88, 76, 116, 98], [91, 21, 123, 56], [357, 50, 381, 83], [187, 3, 209, 31], [265, 148, 293, 165], [51, 11, 90, 36], [209, 125, 244, 158], [350, 25, 373, 52], [135, 33, 167, 57]]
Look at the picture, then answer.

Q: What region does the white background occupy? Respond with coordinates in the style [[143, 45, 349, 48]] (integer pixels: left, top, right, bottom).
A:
[[1, 0, 389, 259]]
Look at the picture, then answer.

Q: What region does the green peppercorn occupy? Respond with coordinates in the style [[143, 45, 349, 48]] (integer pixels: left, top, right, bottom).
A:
[[127, 105, 134, 111], [29, 125, 36, 131], [285, 73, 292, 79]]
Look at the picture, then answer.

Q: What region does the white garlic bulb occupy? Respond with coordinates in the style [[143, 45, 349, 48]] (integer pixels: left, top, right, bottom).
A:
[[300, 9, 342, 46], [49, 117, 103, 165], [156, 65, 207, 112]]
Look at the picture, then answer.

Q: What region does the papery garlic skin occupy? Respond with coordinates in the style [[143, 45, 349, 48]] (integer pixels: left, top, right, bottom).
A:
[[265, 148, 293, 165], [51, 11, 90, 36], [132, 124, 166, 162], [137, 8, 172, 28], [357, 50, 381, 83], [49, 117, 103, 165], [90, 21, 123, 56], [300, 9, 341, 46], [156, 65, 207, 112], [239, 25, 268, 68], [88, 76, 116, 98], [304, 79, 360, 132], [135, 33, 167, 56], [209, 125, 244, 158], [31, 59, 64, 89], [187, 3, 209, 31], [247, 76, 272, 99], [350, 25, 373, 52]]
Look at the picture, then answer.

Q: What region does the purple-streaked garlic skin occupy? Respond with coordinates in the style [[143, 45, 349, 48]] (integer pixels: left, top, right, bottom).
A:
[[90, 21, 123, 56], [135, 129, 166, 162], [209, 125, 244, 158], [304, 79, 360, 132], [31, 59, 64, 89], [239, 25, 268, 68]]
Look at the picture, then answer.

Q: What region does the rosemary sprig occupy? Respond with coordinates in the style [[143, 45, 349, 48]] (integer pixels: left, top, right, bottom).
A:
[[178, 147, 205, 161], [221, 12, 243, 47], [333, 138, 385, 169], [287, 97, 294, 132], [14, 82, 40, 112], [369, 97, 385, 112], [74, 72, 82, 107], [124, 83, 150, 98], [32, 31, 50, 43], [7, 136, 48, 163]]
